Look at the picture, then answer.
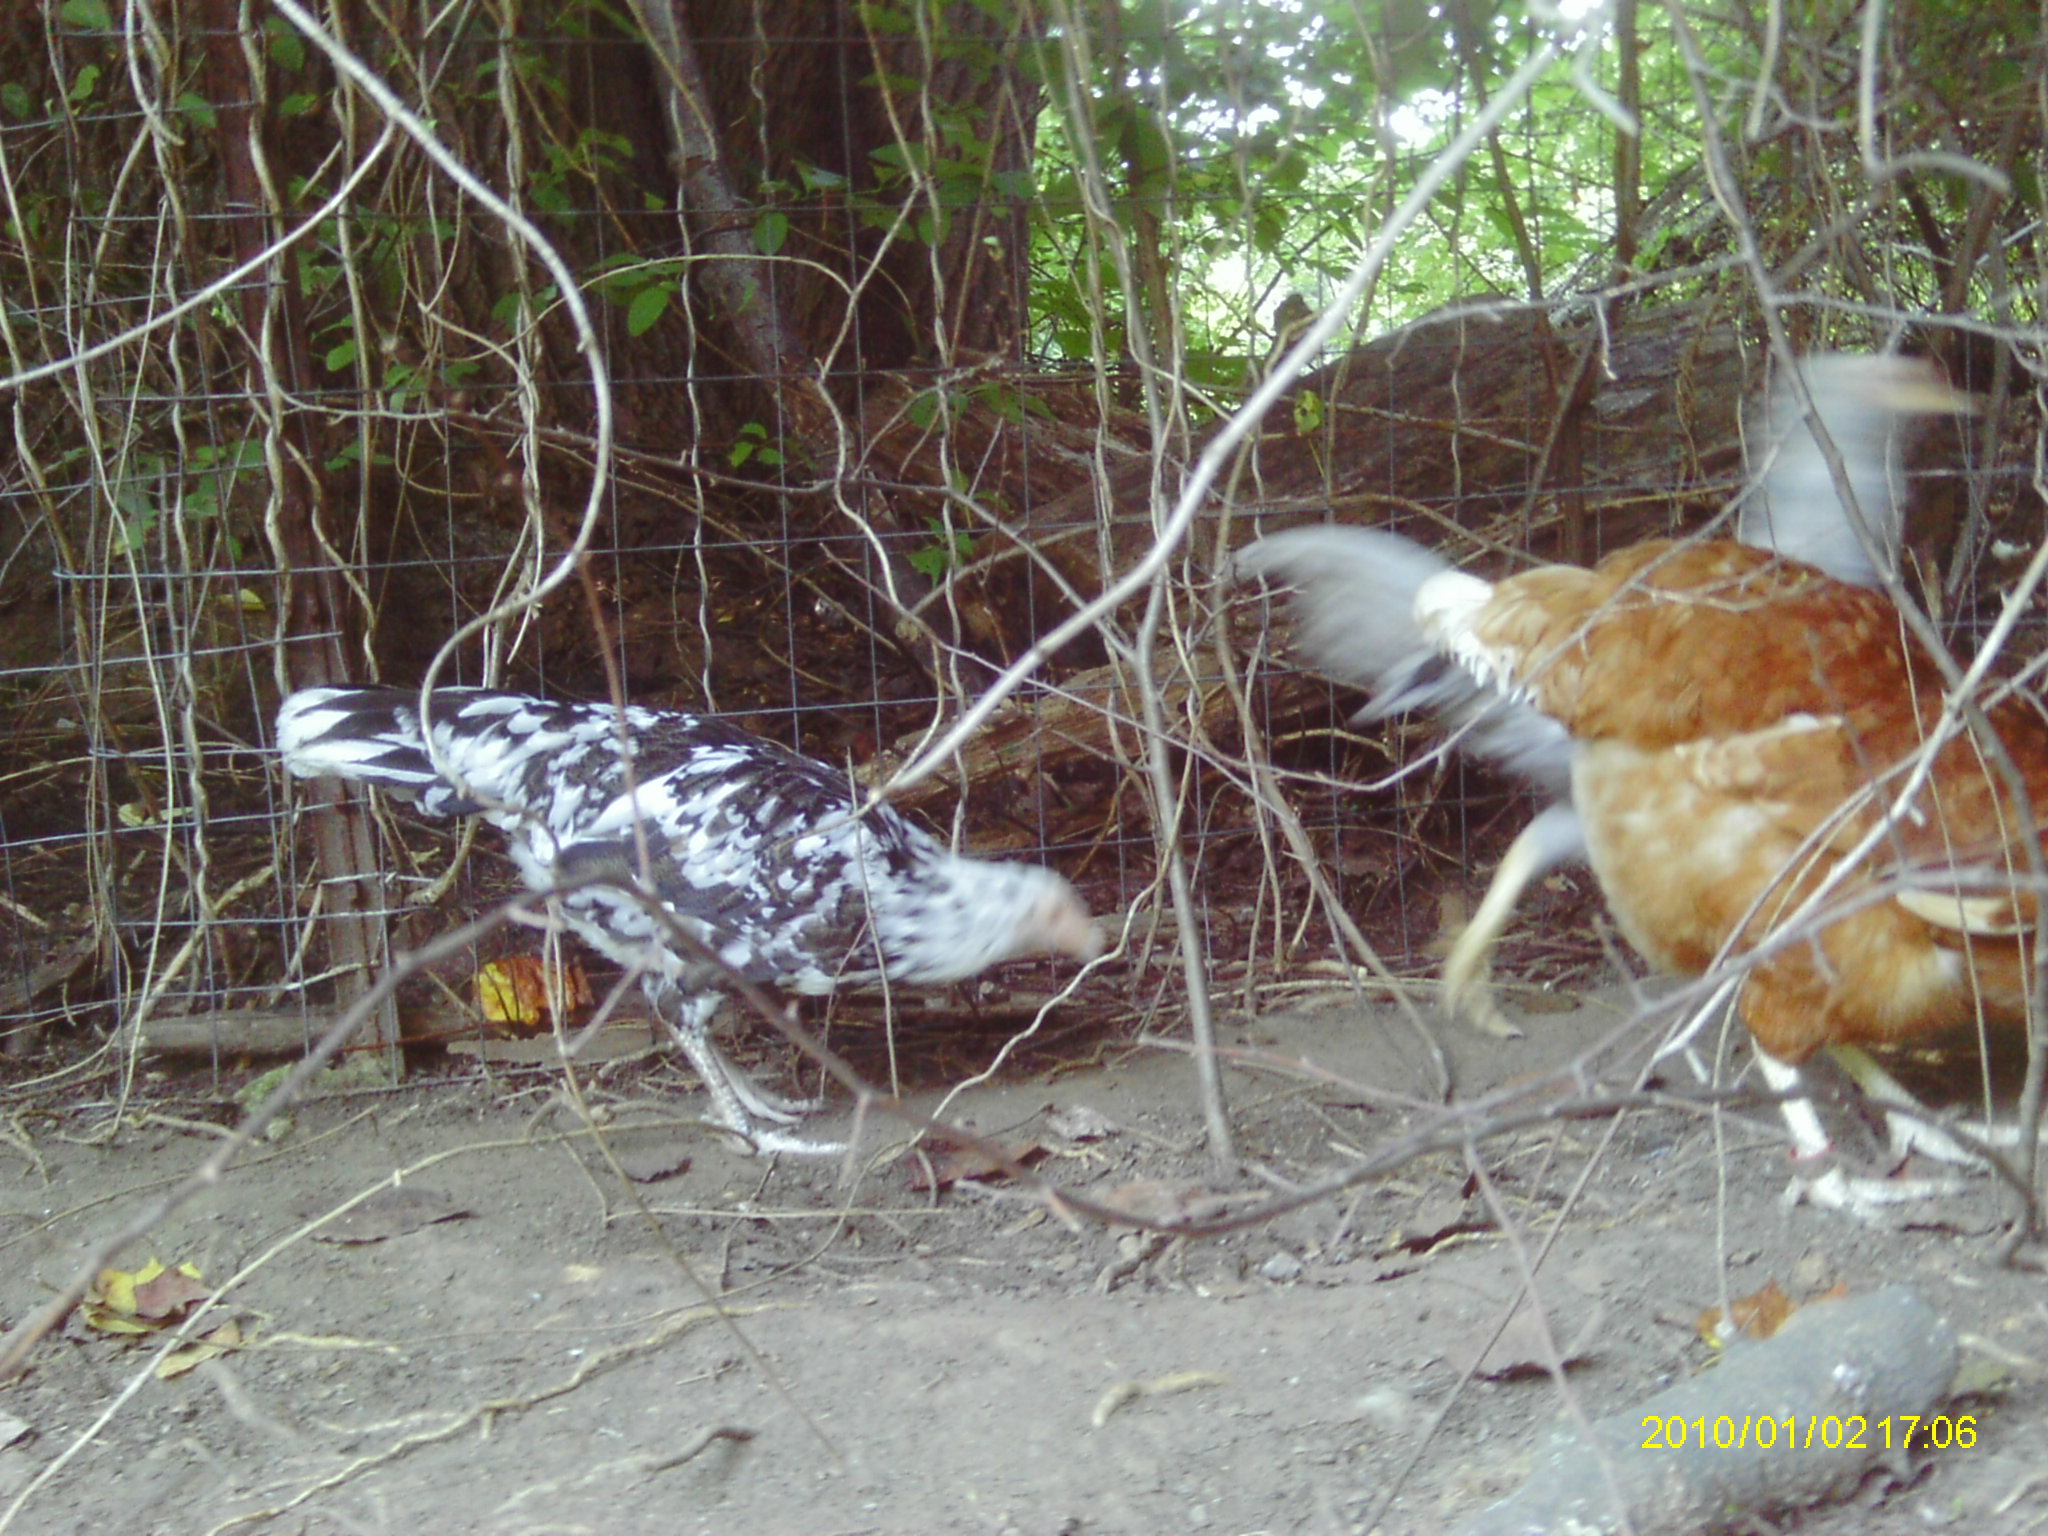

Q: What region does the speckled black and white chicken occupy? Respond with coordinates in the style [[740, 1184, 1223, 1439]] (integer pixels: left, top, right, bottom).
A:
[[277, 686, 1102, 1153]]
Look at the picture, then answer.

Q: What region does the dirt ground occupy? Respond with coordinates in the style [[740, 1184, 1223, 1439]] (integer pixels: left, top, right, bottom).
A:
[[2, 983, 2045, 1536]]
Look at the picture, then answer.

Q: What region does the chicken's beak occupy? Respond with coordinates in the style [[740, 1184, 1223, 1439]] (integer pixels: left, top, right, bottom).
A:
[[1042, 886, 1106, 963], [1062, 912, 1106, 963]]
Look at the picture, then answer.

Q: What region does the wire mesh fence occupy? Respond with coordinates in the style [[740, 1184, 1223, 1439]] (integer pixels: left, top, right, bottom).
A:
[[11, 6, 2048, 1531], [0, 0, 2035, 1155]]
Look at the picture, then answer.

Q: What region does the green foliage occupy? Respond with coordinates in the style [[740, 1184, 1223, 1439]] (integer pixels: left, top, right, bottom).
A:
[[1017, 0, 1725, 369], [908, 515, 974, 580], [290, 197, 436, 314], [527, 128, 633, 216], [181, 440, 265, 520], [492, 284, 559, 330], [972, 381, 1053, 427], [905, 386, 951, 432], [752, 211, 789, 257], [264, 14, 308, 73], [626, 283, 669, 335], [588, 254, 685, 337], [58, 0, 113, 31], [730, 422, 784, 469], [176, 92, 217, 131], [103, 439, 268, 552]]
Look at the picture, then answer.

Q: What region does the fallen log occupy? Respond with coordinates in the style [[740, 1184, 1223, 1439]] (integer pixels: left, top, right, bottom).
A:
[[1451, 1286, 1960, 1536]]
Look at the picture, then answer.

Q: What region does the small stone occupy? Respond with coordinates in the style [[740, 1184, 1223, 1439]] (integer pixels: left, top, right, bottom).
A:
[[1259, 1250, 1304, 1283]]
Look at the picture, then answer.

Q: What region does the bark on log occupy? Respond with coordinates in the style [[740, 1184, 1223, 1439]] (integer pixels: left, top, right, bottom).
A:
[[1450, 1286, 1959, 1536], [1023, 299, 1758, 600]]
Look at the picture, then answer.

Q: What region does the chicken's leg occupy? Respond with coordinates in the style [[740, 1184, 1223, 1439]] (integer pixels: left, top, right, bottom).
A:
[[655, 988, 844, 1156], [1754, 1051, 1969, 1219]]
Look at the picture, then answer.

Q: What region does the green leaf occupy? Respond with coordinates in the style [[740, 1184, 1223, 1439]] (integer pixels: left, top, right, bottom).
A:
[[113, 485, 160, 550], [68, 65, 100, 105], [324, 338, 358, 371], [752, 211, 789, 256], [0, 83, 30, 121], [626, 284, 668, 336], [1292, 389, 1324, 436], [176, 92, 217, 131], [906, 389, 945, 432], [382, 360, 419, 411], [277, 91, 319, 118], [730, 422, 765, 469], [265, 16, 307, 72], [909, 514, 973, 581], [492, 285, 556, 329], [59, 0, 112, 29], [932, 515, 974, 562], [856, 2, 914, 35], [973, 382, 1049, 426]]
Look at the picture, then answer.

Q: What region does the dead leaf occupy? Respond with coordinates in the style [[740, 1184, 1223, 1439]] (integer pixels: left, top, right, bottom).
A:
[[157, 1320, 244, 1379], [1381, 1193, 1493, 1257], [1705, 1280, 1790, 1343], [1045, 1105, 1117, 1142], [476, 954, 592, 1033], [903, 1133, 1047, 1191], [609, 1135, 693, 1183], [314, 1187, 472, 1244], [1507, 988, 1580, 1016], [1091, 1370, 1230, 1427], [1697, 1279, 1848, 1344], [82, 1259, 209, 1337], [133, 1265, 212, 1320], [1471, 1301, 1607, 1380]]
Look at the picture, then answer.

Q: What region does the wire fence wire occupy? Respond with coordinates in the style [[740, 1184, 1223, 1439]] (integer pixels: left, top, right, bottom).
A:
[[0, 3, 2038, 1173]]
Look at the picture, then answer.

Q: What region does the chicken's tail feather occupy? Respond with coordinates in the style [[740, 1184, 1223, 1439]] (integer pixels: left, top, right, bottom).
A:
[[1237, 525, 1576, 791]]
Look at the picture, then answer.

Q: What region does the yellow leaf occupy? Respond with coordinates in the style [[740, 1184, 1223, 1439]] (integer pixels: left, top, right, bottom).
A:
[[158, 1320, 243, 1379], [94, 1267, 136, 1315], [92, 1259, 164, 1317], [84, 1258, 210, 1337], [116, 803, 186, 828], [81, 1305, 156, 1335], [476, 957, 541, 1025], [475, 954, 591, 1031]]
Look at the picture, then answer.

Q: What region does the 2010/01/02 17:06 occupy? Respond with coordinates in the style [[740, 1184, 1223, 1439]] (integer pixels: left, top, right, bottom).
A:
[[1639, 1414, 1975, 1452]]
